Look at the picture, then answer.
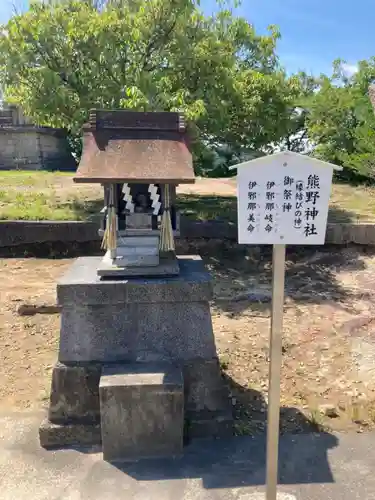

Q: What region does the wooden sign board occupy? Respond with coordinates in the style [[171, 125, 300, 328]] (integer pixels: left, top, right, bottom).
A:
[[230, 151, 342, 500], [234, 152, 341, 246]]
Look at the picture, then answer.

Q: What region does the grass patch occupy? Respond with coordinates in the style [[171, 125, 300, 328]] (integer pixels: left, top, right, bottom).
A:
[[177, 194, 237, 223], [0, 188, 79, 220], [0, 170, 71, 188], [329, 184, 375, 222], [0, 170, 375, 222]]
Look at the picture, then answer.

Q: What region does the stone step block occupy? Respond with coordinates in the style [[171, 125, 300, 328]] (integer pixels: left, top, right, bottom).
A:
[[103, 251, 160, 267], [116, 235, 159, 247], [116, 245, 159, 256], [48, 362, 101, 425], [99, 363, 184, 462], [115, 254, 160, 266], [39, 418, 101, 449]]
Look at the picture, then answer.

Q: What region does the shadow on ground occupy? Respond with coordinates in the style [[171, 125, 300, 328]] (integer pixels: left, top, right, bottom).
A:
[[25, 375, 336, 490], [177, 239, 375, 316], [68, 198, 103, 220], [3, 238, 375, 317], [112, 375, 338, 489], [113, 431, 337, 489], [177, 194, 238, 223], [328, 205, 358, 223]]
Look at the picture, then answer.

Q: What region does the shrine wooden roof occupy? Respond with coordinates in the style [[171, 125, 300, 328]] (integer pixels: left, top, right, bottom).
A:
[[73, 110, 195, 184]]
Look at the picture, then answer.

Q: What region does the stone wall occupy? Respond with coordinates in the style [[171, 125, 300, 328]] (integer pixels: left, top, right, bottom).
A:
[[0, 104, 76, 171], [1, 219, 375, 250], [0, 105, 31, 127], [0, 108, 13, 127], [0, 126, 76, 171]]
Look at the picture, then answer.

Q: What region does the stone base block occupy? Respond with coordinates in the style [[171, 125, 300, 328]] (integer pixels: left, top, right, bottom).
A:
[[58, 256, 214, 363], [39, 418, 101, 449], [183, 358, 233, 439], [41, 256, 233, 450], [97, 256, 179, 278], [41, 358, 233, 449], [99, 363, 184, 462], [48, 362, 101, 424]]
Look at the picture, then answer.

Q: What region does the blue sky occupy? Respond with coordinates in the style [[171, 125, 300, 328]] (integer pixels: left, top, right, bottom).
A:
[[1, 0, 374, 76], [202, 0, 375, 76]]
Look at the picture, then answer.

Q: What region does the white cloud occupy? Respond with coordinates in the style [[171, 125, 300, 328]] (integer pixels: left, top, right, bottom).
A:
[[341, 63, 359, 77]]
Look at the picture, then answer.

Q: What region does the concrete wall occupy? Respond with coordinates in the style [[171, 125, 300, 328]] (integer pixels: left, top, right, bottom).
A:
[[1, 219, 375, 249], [0, 105, 32, 127], [0, 126, 76, 171], [0, 103, 75, 171]]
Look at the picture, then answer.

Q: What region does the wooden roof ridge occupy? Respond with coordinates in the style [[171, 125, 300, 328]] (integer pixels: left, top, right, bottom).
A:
[[84, 109, 186, 132]]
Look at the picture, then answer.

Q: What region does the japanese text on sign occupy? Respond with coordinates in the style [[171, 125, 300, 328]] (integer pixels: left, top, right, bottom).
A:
[[237, 159, 334, 245]]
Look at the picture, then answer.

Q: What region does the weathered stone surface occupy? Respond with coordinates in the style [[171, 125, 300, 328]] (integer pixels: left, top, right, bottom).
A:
[[97, 255, 179, 277], [39, 418, 101, 449], [99, 363, 184, 461], [0, 221, 100, 248], [48, 362, 102, 424], [43, 358, 232, 446], [0, 126, 75, 171], [58, 256, 216, 363], [184, 358, 231, 413], [42, 255, 232, 448], [57, 255, 213, 305], [59, 301, 215, 363], [183, 358, 233, 439]]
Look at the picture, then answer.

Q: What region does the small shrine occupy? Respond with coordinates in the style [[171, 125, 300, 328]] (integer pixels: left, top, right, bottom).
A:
[[74, 109, 195, 277], [39, 109, 232, 462]]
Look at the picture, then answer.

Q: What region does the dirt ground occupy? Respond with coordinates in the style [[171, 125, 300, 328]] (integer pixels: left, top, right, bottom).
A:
[[2, 244, 375, 434]]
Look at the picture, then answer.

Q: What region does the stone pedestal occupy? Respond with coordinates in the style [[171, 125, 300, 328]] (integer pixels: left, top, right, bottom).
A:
[[39, 255, 232, 451], [100, 364, 184, 461]]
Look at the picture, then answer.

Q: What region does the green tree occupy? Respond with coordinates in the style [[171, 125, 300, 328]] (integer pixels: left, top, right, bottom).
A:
[[257, 71, 318, 156], [0, 0, 299, 172], [306, 59, 375, 181]]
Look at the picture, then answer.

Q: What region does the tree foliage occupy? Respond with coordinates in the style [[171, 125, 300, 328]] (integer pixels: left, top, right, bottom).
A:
[[6, 0, 373, 182], [0, 0, 301, 173], [263, 71, 318, 155], [306, 59, 375, 181]]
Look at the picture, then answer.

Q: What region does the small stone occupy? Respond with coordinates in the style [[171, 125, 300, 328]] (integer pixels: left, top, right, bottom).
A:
[[17, 303, 61, 316], [232, 288, 272, 303], [319, 404, 339, 418]]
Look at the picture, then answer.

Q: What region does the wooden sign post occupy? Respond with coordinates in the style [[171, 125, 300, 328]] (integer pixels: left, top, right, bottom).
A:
[[231, 151, 341, 500]]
